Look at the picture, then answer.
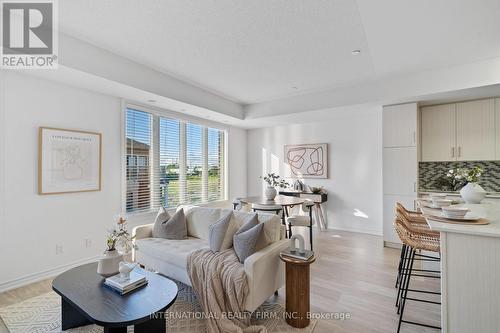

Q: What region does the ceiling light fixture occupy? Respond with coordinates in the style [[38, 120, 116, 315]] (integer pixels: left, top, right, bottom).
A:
[[351, 49, 361, 55]]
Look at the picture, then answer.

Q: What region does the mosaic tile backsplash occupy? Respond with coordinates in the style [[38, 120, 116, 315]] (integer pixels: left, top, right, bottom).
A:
[[419, 161, 500, 193]]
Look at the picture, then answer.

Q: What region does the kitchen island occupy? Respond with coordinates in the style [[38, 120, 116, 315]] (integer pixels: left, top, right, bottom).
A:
[[421, 203, 500, 333]]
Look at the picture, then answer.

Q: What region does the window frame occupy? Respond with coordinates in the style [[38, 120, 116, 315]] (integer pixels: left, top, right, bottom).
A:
[[121, 101, 229, 215]]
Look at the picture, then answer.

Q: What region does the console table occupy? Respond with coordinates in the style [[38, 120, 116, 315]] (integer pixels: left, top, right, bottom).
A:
[[279, 191, 328, 230]]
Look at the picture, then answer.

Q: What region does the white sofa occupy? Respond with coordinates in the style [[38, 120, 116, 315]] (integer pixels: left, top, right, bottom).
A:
[[132, 205, 289, 312]]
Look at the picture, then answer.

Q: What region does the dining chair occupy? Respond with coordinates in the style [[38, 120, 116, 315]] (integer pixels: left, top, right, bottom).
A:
[[251, 203, 282, 215], [285, 199, 315, 250]]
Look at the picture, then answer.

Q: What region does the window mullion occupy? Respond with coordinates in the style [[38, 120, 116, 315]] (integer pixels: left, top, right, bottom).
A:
[[151, 115, 160, 209], [179, 122, 187, 204], [202, 127, 208, 202]]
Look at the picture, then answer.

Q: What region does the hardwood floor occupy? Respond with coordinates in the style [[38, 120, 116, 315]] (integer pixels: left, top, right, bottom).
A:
[[0, 229, 440, 333]]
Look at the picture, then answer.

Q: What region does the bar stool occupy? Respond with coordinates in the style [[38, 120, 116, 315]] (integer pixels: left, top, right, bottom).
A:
[[285, 199, 315, 250], [394, 203, 434, 289], [393, 212, 441, 332]]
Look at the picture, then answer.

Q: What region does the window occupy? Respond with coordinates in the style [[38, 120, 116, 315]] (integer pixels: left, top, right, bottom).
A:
[[125, 107, 226, 213]]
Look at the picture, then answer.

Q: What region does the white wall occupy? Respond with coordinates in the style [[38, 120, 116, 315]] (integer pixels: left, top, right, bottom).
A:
[[247, 108, 383, 235], [0, 71, 247, 291]]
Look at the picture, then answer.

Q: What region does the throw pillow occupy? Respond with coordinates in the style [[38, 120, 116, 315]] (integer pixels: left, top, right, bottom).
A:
[[233, 215, 264, 263], [208, 211, 233, 252], [154, 208, 188, 240], [152, 207, 171, 238]]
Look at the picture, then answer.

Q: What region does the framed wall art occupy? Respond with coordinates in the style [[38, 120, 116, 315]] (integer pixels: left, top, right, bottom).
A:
[[285, 143, 328, 179], [38, 127, 102, 194]]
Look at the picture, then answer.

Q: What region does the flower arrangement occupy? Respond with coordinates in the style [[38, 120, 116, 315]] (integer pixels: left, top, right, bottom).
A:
[[105, 214, 137, 253], [261, 173, 289, 188], [439, 166, 483, 191]]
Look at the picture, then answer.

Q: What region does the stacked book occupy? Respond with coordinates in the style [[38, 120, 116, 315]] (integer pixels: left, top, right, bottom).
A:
[[281, 248, 314, 261], [104, 272, 148, 295]]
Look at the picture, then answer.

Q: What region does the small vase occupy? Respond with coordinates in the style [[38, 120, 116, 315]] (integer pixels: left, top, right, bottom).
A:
[[460, 182, 486, 204], [97, 249, 123, 277], [265, 186, 277, 200]]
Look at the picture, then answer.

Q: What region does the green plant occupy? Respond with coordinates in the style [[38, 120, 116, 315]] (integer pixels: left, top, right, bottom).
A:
[[442, 166, 484, 190], [261, 173, 289, 188]]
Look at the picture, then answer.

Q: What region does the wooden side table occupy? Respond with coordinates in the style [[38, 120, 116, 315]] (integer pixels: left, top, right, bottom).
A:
[[280, 254, 316, 328]]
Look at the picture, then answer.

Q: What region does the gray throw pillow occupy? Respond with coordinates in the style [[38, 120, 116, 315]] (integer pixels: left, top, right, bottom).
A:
[[233, 217, 264, 263], [152, 207, 171, 238], [209, 211, 233, 252], [153, 208, 187, 240]]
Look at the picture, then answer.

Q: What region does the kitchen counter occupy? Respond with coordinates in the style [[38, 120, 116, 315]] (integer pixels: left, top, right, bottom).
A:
[[420, 202, 500, 333], [419, 189, 500, 199], [422, 203, 500, 238]]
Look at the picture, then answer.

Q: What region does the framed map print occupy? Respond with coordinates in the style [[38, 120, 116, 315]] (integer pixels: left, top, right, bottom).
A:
[[285, 143, 328, 179], [38, 127, 102, 194]]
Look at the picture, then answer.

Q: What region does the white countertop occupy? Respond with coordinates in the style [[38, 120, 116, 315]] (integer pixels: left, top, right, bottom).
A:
[[421, 203, 500, 238], [419, 190, 500, 199]]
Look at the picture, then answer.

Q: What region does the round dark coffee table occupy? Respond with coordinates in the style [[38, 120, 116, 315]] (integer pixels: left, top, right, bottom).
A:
[[52, 262, 178, 333]]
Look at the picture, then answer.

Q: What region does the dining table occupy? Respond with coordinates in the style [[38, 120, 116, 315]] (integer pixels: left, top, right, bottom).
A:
[[417, 200, 500, 333], [238, 195, 307, 232]]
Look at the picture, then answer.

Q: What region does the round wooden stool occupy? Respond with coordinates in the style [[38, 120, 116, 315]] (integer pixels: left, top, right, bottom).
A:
[[279, 254, 316, 328]]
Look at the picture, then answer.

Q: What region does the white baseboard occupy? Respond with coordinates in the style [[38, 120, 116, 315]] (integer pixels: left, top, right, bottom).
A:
[[0, 256, 100, 293]]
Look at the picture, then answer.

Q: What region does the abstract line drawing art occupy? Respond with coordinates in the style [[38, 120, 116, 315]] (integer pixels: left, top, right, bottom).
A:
[[285, 143, 328, 179]]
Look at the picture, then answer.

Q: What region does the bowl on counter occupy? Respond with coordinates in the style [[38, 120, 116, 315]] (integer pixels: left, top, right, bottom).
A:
[[429, 193, 447, 200], [431, 199, 453, 208], [442, 206, 470, 219]]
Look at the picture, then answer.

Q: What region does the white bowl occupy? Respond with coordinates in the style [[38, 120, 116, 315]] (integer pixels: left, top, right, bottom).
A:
[[442, 207, 470, 219], [431, 199, 453, 207], [429, 193, 447, 199]]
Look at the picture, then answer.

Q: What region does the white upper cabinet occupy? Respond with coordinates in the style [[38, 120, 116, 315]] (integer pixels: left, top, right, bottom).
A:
[[421, 104, 456, 161], [496, 98, 500, 159], [383, 103, 417, 147], [383, 147, 418, 195], [456, 99, 495, 161]]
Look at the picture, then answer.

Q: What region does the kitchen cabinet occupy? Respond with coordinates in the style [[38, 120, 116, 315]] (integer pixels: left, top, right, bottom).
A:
[[383, 147, 417, 195], [421, 99, 496, 161], [383, 103, 417, 147], [496, 98, 500, 159], [456, 99, 495, 160], [382, 103, 418, 246], [421, 104, 456, 161]]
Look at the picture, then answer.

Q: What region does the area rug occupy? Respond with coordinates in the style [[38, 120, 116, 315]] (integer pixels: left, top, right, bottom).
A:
[[0, 281, 316, 333]]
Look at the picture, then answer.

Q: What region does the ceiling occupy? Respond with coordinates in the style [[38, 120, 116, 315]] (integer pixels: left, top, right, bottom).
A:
[[59, 0, 500, 106]]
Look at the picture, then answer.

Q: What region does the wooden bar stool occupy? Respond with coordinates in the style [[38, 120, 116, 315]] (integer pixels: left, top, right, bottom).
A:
[[393, 213, 441, 333]]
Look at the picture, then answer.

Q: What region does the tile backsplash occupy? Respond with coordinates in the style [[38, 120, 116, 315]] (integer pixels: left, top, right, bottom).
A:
[[419, 161, 500, 192]]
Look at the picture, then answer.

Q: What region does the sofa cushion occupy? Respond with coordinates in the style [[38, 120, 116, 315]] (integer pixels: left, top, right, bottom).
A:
[[208, 211, 233, 252], [154, 208, 187, 240], [233, 222, 264, 263], [152, 207, 171, 238], [182, 206, 224, 240], [135, 237, 208, 269], [232, 211, 281, 249]]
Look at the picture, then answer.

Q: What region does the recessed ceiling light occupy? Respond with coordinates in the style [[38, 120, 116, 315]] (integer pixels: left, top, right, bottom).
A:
[[147, 99, 156, 103], [351, 49, 361, 55], [292, 86, 298, 90]]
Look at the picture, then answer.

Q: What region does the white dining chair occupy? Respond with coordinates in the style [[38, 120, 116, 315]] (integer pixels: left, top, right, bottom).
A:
[[285, 199, 315, 250]]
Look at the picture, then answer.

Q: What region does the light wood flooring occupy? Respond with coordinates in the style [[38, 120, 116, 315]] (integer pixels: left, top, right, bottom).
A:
[[0, 229, 440, 333]]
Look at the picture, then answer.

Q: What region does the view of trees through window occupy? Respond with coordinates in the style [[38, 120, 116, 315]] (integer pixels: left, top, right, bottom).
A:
[[126, 108, 225, 213]]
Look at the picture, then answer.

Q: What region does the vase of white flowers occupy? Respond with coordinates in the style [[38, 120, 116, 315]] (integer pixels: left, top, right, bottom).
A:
[[448, 167, 486, 204], [261, 173, 289, 200], [97, 214, 137, 277]]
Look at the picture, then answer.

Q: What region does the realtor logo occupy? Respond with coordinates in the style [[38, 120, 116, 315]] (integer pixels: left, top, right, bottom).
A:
[[1, 0, 58, 68]]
